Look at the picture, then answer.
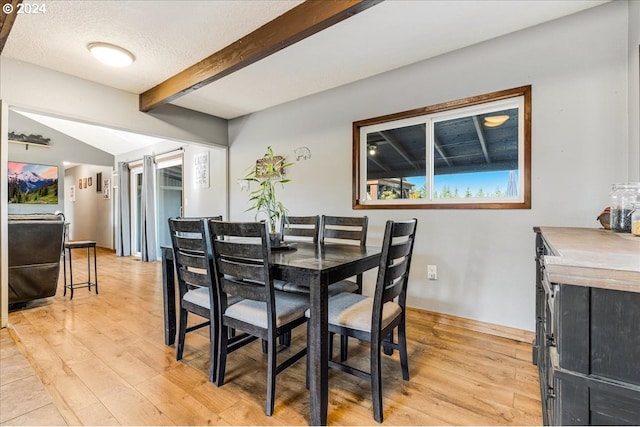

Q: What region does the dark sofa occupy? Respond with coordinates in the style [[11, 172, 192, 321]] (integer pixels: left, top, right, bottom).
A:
[[8, 213, 65, 308]]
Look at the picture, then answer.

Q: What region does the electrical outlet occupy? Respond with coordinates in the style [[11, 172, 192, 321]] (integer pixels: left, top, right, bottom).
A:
[[427, 264, 437, 280]]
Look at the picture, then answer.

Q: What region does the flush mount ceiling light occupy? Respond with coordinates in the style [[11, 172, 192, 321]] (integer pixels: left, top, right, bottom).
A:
[[88, 42, 135, 67], [484, 115, 509, 127], [368, 142, 377, 156]]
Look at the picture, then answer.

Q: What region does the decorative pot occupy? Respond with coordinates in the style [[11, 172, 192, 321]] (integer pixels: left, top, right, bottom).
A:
[[269, 232, 282, 248]]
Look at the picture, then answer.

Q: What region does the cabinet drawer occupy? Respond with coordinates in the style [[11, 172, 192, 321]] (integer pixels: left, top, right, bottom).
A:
[[590, 288, 640, 386], [590, 384, 640, 425]]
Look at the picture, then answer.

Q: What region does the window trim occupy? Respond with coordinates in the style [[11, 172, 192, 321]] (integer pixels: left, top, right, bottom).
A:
[[352, 85, 531, 209]]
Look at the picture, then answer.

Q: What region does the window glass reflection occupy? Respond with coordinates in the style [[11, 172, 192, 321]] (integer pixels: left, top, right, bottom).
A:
[[365, 123, 426, 200]]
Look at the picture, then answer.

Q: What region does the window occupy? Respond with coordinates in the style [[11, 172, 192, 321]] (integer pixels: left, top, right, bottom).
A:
[[353, 86, 531, 209]]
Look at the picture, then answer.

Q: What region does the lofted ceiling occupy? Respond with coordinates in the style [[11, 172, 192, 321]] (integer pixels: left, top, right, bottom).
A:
[[1, 0, 609, 153]]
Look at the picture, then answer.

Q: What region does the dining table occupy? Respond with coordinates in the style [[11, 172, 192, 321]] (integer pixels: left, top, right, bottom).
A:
[[161, 241, 382, 425]]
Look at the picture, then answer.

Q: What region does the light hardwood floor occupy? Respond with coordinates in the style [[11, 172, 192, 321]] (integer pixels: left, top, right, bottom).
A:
[[2, 248, 542, 425]]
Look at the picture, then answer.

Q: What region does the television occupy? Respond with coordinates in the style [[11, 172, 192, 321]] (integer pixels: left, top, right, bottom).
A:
[[8, 161, 59, 204]]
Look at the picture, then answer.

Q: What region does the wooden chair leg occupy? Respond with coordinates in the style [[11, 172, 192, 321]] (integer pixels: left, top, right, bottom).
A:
[[383, 330, 395, 356], [176, 308, 188, 361], [216, 326, 229, 387], [340, 335, 349, 361], [398, 321, 409, 381], [266, 331, 277, 416], [208, 320, 219, 384], [329, 332, 335, 360], [305, 323, 310, 390], [371, 342, 383, 423], [279, 331, 291, 347]]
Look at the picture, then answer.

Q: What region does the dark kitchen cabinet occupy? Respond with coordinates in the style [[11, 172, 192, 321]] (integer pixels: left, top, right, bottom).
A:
[[533, 227, 640, 426]]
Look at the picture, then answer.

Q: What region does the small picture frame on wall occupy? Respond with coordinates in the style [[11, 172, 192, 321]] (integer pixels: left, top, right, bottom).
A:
[[96, 172, 102, 192], [103, 178, 111, 199], [88, 177, 92, 187], [83, 178, 87, 188], [78, 178, 83, 189]]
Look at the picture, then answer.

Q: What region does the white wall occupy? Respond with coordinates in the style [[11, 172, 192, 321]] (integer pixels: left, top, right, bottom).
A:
[[182, 145, 228, 219], [64, 165, 113, 248], [229, 2, 633, 332], [629, 0, 640, 181], [115, 141, 228, 222], [0, 58, 228, 147]]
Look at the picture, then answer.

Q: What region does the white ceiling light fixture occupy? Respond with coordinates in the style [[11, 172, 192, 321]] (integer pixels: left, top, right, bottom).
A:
[[88, 42, 135, 67], [484, 115, 509, 127]]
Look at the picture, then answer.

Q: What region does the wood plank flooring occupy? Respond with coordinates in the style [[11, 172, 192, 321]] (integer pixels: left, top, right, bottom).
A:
[[2, 248, 542, 425]]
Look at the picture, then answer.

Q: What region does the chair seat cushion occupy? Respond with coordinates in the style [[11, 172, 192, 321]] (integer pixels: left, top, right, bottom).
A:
[[224, 291, 309, 329], [275, 279, 359, 296], [306, 292, 402, 333], [273, 279, 289, 291], [184, 287, 241, 310], [183, 286, 211, 309]]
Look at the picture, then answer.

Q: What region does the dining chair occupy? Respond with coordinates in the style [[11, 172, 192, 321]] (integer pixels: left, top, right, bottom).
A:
[[207, 220, 309, 416], [280, 215, 320, 243], [275, 215, 363, 299], [319, 215, 368, 293], [168, 217, 221, 384], [319, 215, 369, 360], [309, 218, 417, 423]]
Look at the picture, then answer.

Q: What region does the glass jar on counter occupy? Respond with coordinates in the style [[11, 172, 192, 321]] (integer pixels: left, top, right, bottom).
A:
[[610, 183, 640, 233]]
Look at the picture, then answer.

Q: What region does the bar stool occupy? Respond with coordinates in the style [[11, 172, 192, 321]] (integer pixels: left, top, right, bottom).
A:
[[63, 239, 98, 300]]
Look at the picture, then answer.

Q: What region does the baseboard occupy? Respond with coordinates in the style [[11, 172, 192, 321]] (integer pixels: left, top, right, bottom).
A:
[[407, 306, 534, 343]]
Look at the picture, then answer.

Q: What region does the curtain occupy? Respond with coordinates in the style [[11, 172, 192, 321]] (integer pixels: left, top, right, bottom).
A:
[[140, 155, 157, 262], [116, 162, 131, 256]]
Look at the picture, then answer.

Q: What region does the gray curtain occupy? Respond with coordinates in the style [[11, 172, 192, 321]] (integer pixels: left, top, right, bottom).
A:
[[116, 162, 131, 256], [140, 155, 157, 262]]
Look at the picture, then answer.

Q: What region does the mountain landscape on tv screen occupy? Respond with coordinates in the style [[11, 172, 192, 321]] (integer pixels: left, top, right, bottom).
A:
[[8, 164, 58, 204]]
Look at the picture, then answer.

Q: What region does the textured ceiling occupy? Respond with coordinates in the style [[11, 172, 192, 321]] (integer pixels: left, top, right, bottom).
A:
[[2, 0, 609, 153], [3, 1, 303, 95]]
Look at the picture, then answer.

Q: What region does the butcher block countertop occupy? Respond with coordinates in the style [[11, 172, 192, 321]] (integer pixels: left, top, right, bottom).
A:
[[536, 226, 640, 293]]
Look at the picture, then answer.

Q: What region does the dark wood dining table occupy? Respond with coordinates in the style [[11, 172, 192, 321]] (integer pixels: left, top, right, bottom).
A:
[[161, 241, 382, 425]]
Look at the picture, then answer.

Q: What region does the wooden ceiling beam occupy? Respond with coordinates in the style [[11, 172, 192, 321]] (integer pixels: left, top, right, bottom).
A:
[[0, 0, 23, 54], [139, 0, 383, 112]]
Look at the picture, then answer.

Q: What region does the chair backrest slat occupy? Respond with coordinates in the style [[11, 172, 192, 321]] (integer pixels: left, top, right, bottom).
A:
[[387, 239, 413, 262], [174, 235, 206, 252], [180, 268, 211, 288], [214, 239, 265, 261], [217, 257, 266, 283], [320, 215, 368, 246], [382, 258, 409, 302], [221, 277, 267, 301], [281, 215, 319, 243], [176, 250, 208, 269]]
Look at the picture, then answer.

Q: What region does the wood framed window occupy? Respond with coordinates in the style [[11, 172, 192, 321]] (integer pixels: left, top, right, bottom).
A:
[[353, 86, 531, 209]]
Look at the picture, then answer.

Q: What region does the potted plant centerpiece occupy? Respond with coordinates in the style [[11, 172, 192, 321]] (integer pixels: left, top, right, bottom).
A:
[[244, 146, 294, 247]]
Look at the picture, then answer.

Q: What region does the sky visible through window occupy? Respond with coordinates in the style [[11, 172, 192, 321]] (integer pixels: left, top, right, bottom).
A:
[[406, 170, 517, 198]]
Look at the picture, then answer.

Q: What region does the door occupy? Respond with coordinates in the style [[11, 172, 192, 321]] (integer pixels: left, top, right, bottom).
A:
[[130, 154, 183, 258]]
